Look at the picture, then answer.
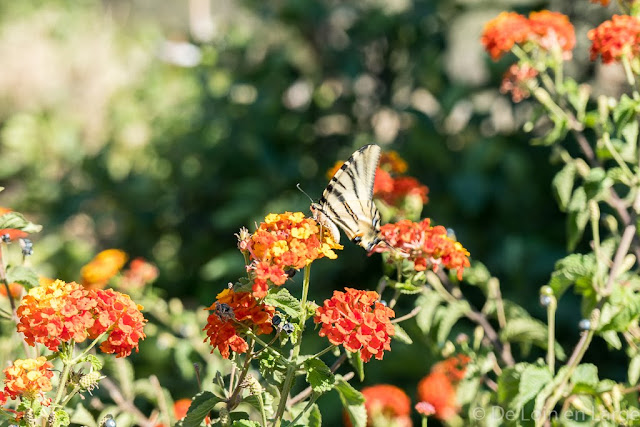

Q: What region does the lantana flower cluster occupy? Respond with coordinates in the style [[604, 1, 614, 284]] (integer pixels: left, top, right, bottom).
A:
[[118, 257, 159, 290], [16, 279, 146, 358], [417, 354, 471, 421], [374, 218, 470, 280], [373, 152, 429, 209], [360, 384, 412, 427], [588, 14, 640, 64], [314, 288, 395, 362], [239, 212, 342, 298], [481, 10, 575, 60], [204, 288, 275, 359], [0, 357, 54, 403], [81, 249, 128, 289]]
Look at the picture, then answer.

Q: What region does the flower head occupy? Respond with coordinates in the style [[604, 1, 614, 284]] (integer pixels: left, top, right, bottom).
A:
[[17, 279, 97, 351], [361, 384, 412, 427], [481, 12, 531, 60], [88, 289, 147, 358], [373, 168, 395, 195], [118, 258, 159, 290], [2, 357, 53, 402], [432, 354, 471, 383], [415, 401, 436, 417], [528, 11, 576, 55], [417, 371, 458, 421], [204, 289, 275, 359], [246, 212, 342, 297], [379, 151, 408, 174], [500, 63, 538, 102], [81, 249, 128, 289], [374, 219, 470, 280], [588, 15, 640, 64], [314, 288, 395, 362]]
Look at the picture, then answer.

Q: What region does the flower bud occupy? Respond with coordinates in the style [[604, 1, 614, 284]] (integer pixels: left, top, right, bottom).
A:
[[80, 371, 103, 391]]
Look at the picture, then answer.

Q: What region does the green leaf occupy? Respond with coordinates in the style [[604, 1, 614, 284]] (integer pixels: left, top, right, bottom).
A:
[[462, 261, 491, 290], [393, 280, 423, 294], [5, 265, 39, 290], [500, 317, 566, 361], [308, 403, 322, 427], [334, 375, 366, 427], [600, 330, 622, 350], [182, 391, 221, 427], [567, 188, 589, 251], [571, 364, 598, 388], [435, 300, 469, 344], [264, 287, 301, 320], [346, 351, 365, 382], [70, 404, 98, 427], [552, 162, 576, 211], [599, 287, 640, 332], [498, 363, 553, 417], [304, 358, 335, 394], [584, 167, 612, 201], [52, 410, 71, 427], [0, 211, 42, 233], [83, 354, 103, 371], [547, 253, 595, 297], [232, 420, 260, 427], [629, 355, 640, 385], [392, 323, 413, 344], [415, 290, 443, 334]]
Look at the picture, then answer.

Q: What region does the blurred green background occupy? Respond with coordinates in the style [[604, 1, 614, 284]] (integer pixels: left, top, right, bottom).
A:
[[0, 0, 627, 424]]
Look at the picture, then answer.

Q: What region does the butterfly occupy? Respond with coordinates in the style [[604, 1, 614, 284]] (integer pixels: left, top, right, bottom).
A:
[[310, 144, 383, 251]]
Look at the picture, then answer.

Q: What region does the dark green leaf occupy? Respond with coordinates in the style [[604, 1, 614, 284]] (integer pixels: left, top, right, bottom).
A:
[[0, 212, 42, 233], [392, 323, 413, 344], [552, 162, 576, 212], [304, 358, 335, 394], [264, 287, 301, 320], [334, 375, 366, 427], [308, 403, 322, 427], [5, 265, 39, 290], [183, 391, 221, 427]]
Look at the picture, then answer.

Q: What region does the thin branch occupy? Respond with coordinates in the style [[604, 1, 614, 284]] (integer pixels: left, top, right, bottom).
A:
[[102, 377, 154, 427], [392, 306, 422, 324]]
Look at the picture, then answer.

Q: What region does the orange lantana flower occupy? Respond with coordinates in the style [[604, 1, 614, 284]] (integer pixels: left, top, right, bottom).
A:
[[500, 63, 538, 102], [589, 15, 640, 64], [204, 288, 275, 359], [118, 258, 159, 290], [373, 219, 470, 280], [314, 288, 395, 362], [88, 289, 147, 358], [416, 354, 470, 421], [17, 279, 97, 351], [243, 212, 342, 297], [528, 10, 576, 55], [2, 357, 53, 402], [379, 151, 408, 174], [81, 249, 128, 289], [361, 384, 412, 427], [481, 12, 531, 60], [375, 176, 429, 206]]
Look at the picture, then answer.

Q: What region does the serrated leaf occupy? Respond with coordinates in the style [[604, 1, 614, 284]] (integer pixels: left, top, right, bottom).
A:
[[500, 317, 566, 360], [599, 287, 640, 332], [0, 212, 42, 233], [435, 300, 469, 344], [5, 265, 39, 290], [84, 354, 103, 371], [183, 391, 221, 427], [53, 409, 70, 427], [548, 253, 595, 297], [600, 330, 622, 349], [552, 162, 576, 211], [498, 363, 552, 417], [571, 364, 598, 388], [308, 403, 322, 427], [335, 375, 366, 427], [415, 291, 443, 334], [584, 167, 612, 201], [264, 287, 301, 320], [346, 351, 364, 382], [629, 355, 640, 385], [304, 358, 335, 394], [70, 403, 98, 427], [392, 323, 413, 344], [393, 280, 423, 294]]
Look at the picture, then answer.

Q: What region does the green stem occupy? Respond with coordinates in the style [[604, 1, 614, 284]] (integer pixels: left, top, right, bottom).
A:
[[311, 345, 336, 359], [601, 133, 636, 182], [546, 297, 557, 375], [289, 393, 320, 425], [53, 345, 73, 406]]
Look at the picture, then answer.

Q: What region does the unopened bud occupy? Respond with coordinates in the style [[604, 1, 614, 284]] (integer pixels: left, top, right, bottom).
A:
[[80, 371, 103, 391]]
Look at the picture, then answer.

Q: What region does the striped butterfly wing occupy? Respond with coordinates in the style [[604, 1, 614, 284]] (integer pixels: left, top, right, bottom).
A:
[[313, 144, 382, 251]]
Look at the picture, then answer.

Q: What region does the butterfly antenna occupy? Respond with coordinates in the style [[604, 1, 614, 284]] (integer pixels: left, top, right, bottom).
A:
[[296, 183, 315, 204]]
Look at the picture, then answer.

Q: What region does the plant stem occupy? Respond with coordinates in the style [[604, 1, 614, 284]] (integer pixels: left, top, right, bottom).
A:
[[53, 349, 72, 406], [311, 345, 336, 359], [289, 393, 320, 425], [546, 296, 557, 375]]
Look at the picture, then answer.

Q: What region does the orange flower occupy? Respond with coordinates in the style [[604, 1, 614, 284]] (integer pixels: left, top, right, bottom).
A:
[[81, 249, 128, 289], [88, 289, 147, 358], [326, 160, 345, 180], [204, 289, 275, 359], [244, 212, 342, 298], [118, 258, 159, 289], [379, 151, 408, 174], [314, 288, 395, 362], [2, 357, 53, 402], [588, 15, 640, 64], [0, 282, 23, 299], [373, 168, 395, 195], [591, 0, 611, 5], [361, 384, 412, 427], [0, 207, 28, 241], [417, 371, 458, 421], [500, 63, 538, 102], [528, 11, 576, 55], [481, 12, 531, 60], [17, 279, 97, 351], [373, 219, 470, 280], [432, 354, 471, 384]]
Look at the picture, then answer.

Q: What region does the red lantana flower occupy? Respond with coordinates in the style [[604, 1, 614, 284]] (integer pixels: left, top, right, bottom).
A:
[[373, 168, 395, 195], [588, 15, 640, 64], [379, 151, 408, 174], [118, 258, 159, 290], [373, 219, 470, 280], [314, 288, 395, 362], [500, 63, 538, 102], [88, 289, 147, 358], [432, 354, 471, 383], [204, 288, 275, 359], [81, 249, 128, 289], [2, 357, 53, 402], [17, 279, 97, 351], [361, 384, 412, 427], [378, 176, 429, 206], [528, 10, 576, 55], [481, 12, 531, 60], [591, 0, 611, 5], [243, 212, 342, 297], [417, 371, 458, 421]]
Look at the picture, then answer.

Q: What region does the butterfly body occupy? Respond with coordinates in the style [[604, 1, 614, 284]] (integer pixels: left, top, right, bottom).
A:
[[311, 144, 382, 251]]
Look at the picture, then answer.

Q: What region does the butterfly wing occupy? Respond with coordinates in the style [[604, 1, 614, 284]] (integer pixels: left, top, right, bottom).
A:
[[313, 144, 382, 251]]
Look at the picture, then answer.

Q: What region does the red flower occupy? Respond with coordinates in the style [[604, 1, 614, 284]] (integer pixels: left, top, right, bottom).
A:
[[361, 384, 412, 426], [417, 371, 458, 421], [244, 212, 342, 298], [2, 357, 53, 402], [588, 15, 640, 64], [500, 63, 538, 102], [0, 282, 23, 299], [432, 354, 471, 384], [314, 288, 395, 362], [88, 289, 147, 358], [379, 151, 408, 174], [481, 12, 531, 60], [17, 279, 97, 351], [118, 258, 159, 290], [373, 168, 395, 195], [81, 249, 128, 290], [528, 11, 576, 56], [591, 0, 611, 5], [0, 207, 28, 241], [204, 289, 275, 359], [373, 219, 470, 280]]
